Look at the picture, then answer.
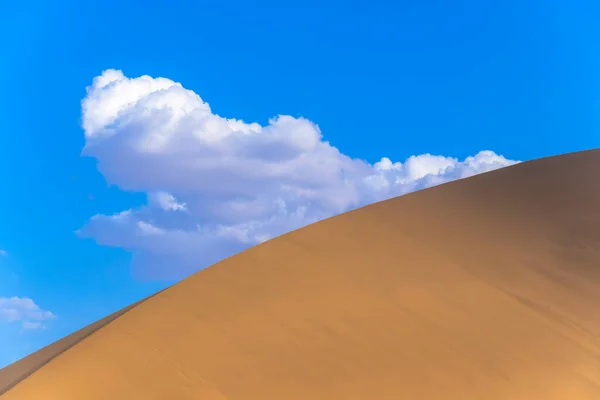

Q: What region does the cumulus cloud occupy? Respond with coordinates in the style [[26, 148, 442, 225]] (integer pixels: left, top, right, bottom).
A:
[[0, 297, 55, 330], [78, 69, 520, 280]]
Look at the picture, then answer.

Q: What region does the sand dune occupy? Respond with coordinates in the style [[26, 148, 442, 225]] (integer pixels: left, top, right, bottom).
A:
[[0, 300, 141, 396], [3, 149, 600, 399]]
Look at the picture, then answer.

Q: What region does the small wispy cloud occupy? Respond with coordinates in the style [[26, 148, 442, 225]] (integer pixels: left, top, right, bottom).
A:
[[0, 249, 6, 257], [0, 296, 56, 331], [21, 321, 44, 331]]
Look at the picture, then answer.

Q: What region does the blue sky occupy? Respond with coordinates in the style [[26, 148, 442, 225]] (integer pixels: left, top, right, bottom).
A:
[[1, 0, 599, 367]]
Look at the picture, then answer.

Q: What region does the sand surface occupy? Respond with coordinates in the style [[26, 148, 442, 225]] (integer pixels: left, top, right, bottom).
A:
[[3, 149, 600, 399]]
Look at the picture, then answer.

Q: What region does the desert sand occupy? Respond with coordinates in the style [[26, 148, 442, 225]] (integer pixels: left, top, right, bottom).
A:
[[3, 149, 600, 399]]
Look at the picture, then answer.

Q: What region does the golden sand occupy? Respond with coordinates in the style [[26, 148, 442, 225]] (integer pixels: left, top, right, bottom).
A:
[[3, 149, 600, 399]]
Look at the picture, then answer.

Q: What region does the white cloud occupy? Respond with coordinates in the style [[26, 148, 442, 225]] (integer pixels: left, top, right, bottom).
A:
[[78, 69, 520, 280], [21, 321, 43, 331], [0, 249, 6, 257], [149, 192, 187, 211], [0, 297, 55, 330]]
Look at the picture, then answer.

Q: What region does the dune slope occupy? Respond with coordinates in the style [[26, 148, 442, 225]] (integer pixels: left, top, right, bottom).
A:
[[0, 301, 139, 396], [0, 289, 168, 396], [3, 149, 600, 399]]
